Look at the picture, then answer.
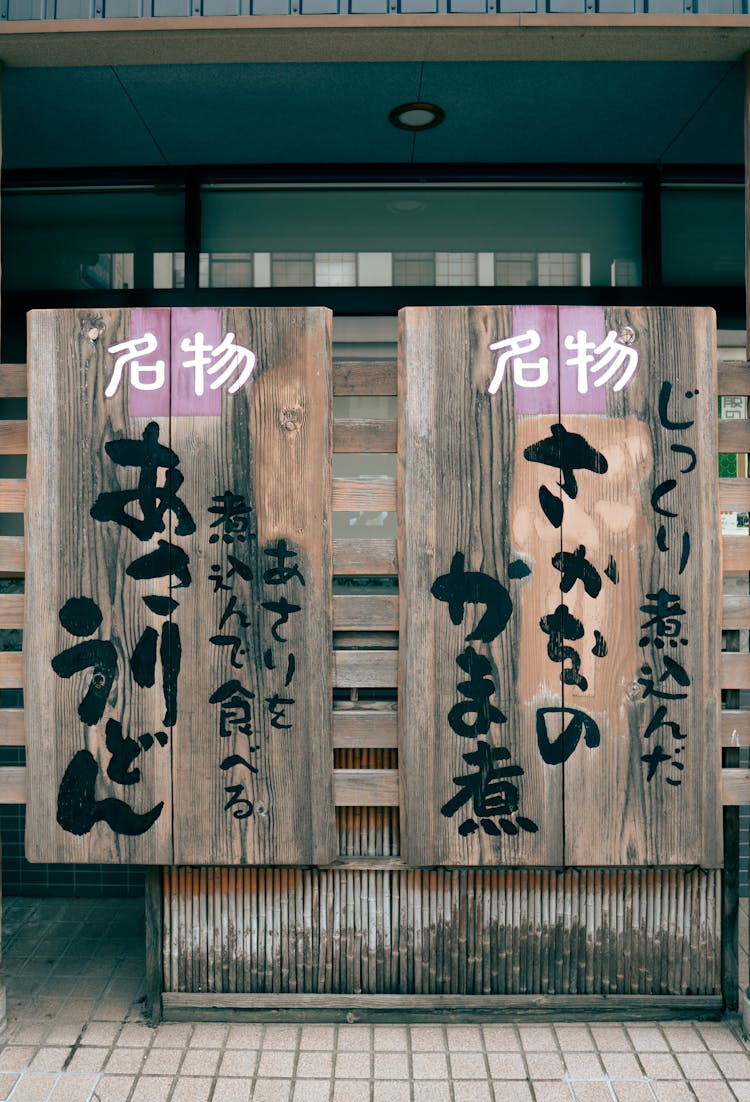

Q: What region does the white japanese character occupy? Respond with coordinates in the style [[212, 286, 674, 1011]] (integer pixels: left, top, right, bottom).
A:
[[563, 329, 638, 394], [180, 331, 256, 397], [488, 330, 549, 395], [105, 333, 166, 398]]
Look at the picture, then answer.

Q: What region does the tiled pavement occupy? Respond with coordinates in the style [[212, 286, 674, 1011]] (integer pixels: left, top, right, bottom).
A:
[[1, 898, 750, 1101]]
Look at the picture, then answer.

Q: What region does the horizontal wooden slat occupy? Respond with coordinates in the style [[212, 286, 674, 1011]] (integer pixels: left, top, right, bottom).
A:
[[0, 765, 25, 803], [332, 477, 396, 512], [722, 595, 750, 629], [333, 768, 399, 806], [333, 595, 398, 632], [0, 653, 22, 688], [333, 361, 397, 397], [719, 420, 750, 453], [719, 361, 750, 396], [334, 650, 398, 688], [722, 768, 750, 805], [720, 479, 750, 513], [0, 365, 27, 400], [721, 710, 750, 747], [333, 538, 397, 576], [333, 709, 398, 749], [0, 480, 26, 513], [333, 419, 397, 453], [0, 708, 24, 746], [720, 651, 750, 688], [722, 535, 750, 573], [334, 631, 399, 649], [0, 421, 27, 455], [0, 594, 23, 630]]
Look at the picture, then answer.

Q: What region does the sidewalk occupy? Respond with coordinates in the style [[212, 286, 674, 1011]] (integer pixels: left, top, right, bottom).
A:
[[1, 897, 749, 1102]]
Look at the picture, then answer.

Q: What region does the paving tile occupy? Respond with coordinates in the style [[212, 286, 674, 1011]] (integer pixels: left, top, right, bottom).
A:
[[482, 1026, 520, 1052], [79, 1023, 119, 1047], [716, 1054, 750, 1079], [170, 1077, 214, 1102], [627, 1026, 670, 1052], [486, 1052, 526, 1079], [408, 1087, 451, 1102], [564, 1051, 604, 1078], [332, 1082, 370, 1102], [226, 1025, 265, 1048], [611, 1084, 656, 1102], [212, 1078, 253, 1102], [179, 1048, 220, 1077], [143, 1048, 184, 1077], [292, 1081, 330, 1102], [555, 1025, 595, 1051], [251, 1084, 291, 1102], [730, 1083, 750, 1102], [524, 1052, 565, 1079], [372, 1083, 410, 1102], [48, 1074, 98, 1102], [373, 1028, 408, 1052], [104, 1048, 146, 1075], [448, 1052, 488, 1080], [572, 1085, 620, 1102], [63, 1048, 108, 1074], [491, 1083, 533, 1102], [151, 1024, 192, 1048], [263, 1027, 300, 1051], [296, 1051, 334, 1078], [218, 1050, 259, 1077], [80, 1075, 133, 1102], [409, 1029, 446, 1053], [334, 1052, 371, 1079], [663, 1025, 707, 1052], [337, 1027, 372, 1053], [300, 1026, 336, 1051], [532, 1083, 573, 1102], [0, 1046, 37, 1071], [27, 1050, 69, 1074], [411, 1053, 448, 1080], [116, 1024, 153, 1048], [601, 1051, 644, 1079], [129, 1076, 173, 1102], [373, 1053, 409, 1080], [639, 1052, 683, 1079], [0, 1075, 20, 1101], [188, 1023, 228, 1048], [519, 1026, 558, 1052], [691, 1082, 736, 1102], [696, 1024, 745, 1052], [9, 1073, 60, 1102], [11, 1026, 53, 1046], [445, 1026, 483, 1051], [453, 1082, 492, 1102], [676, 1052, 720, 1079]]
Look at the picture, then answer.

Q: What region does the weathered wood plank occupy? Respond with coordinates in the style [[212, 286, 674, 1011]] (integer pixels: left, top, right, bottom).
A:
[[0, 767, 26, 803], [0, 653, 23, 688], [333, 769, 399, 806], [332, 709, 398, 749], [25, 309, 173, 864], [0, 421, 27, 455], [399, 305, 562, 867], [722, 595, 750, 628], [721, 769, 750, 804], [720, 652, 750, 688], [0, 365, 27, 399], [0, 479, 26, 512], [718, 420, 750, 453], [172, 306, 336, 867], [721, 710, 750, 747], [719, 479, 750, 512], [0, 709, 24, 746], [333, 539, 397, 576], [333, 477, 396, 512], [334, 630, 398, 649], [718, 361, 750, 396], [722, 535, 750, 573], [333, 650, 398, 688], [0, 594, 23, 629], [333, 419, 397, 454], [333, 595, 398, 632], [333, 361, 397, 397], [0, 536, 23, 577]]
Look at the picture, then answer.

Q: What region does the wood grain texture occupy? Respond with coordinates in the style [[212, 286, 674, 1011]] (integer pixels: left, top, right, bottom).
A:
[[332, 709, 398, 749], [399, 306, 562, 867], [0, 594, 22, 629], [333, 539, 397, 575], [0, 536, 23, 577], [0, 422, 27, 455], [718, 361, 750, 396], [722, 595, 750, 628], [721, 709, 750, 746], [722, 535, 750, 573], [25, 310, 173, 863], [333, 419, 397, 453], [172, 307, 335, 866], [333, 362, 397, 397], [718, 419, 750, 452], [334, 650, 397, 688], [564, 307, 721, 866], [333, 596, 398, 631], [0, 653, 21, 688], [0, 364, 27, 399], [719, 479, 750, 512], [334, 769, 399, 806], [0, 480, 26, 512], [720, 652, 750, 687], [0, 710, 23, 747], [332, 477, 396, 512]]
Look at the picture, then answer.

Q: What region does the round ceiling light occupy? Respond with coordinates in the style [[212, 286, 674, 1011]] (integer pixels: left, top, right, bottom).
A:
[[388, 102, 445, 132]]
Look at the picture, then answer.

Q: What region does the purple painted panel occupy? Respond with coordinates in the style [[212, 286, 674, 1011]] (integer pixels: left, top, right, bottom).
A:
[[559, 306, 607, 415], [510, 306, 558, 416], [128, 308, 170, 418], [171, 307, 223, 417]]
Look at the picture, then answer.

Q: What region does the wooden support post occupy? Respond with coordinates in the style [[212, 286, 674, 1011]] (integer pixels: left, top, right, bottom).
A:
[[739, 50, 750, 1029], [145, 869, 164, 1024]]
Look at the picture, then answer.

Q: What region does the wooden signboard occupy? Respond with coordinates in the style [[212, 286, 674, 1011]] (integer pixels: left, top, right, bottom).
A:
[[25, 307, 335, 866], [399, 305, 722, 868]]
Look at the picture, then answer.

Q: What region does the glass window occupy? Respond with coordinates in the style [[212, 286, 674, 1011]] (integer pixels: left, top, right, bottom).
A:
[[2, 186, 185, 291], [661, 184, 744, 286], [200, 184, 642, 288]]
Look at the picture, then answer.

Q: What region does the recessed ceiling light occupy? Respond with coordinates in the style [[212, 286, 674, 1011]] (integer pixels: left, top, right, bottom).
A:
[[389, 102, 445, 132]]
